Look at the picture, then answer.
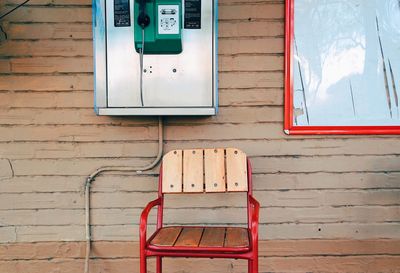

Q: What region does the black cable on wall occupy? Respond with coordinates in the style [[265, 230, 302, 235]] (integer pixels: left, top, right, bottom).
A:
[[0, 0, 31, 40], [0, 0, 30, 20]]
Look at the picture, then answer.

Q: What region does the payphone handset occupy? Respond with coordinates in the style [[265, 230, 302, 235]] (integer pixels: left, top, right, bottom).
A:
[[137, 0, 151, 28], [134, 0, 183, 54]]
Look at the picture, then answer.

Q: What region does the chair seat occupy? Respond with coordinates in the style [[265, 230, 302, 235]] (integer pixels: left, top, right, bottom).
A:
[[148, 226, 250, 253]]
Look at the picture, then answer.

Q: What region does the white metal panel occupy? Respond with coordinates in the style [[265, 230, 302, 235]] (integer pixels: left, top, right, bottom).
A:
[[93, 0, 107, 110], [98, 107, 216, 115], [97, 0, 216, 112]]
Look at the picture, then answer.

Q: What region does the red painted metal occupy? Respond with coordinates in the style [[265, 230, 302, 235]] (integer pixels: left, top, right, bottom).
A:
[[139, 160, 259, 273], [284, 0, 294, 134], [284, 0, 400, 135]]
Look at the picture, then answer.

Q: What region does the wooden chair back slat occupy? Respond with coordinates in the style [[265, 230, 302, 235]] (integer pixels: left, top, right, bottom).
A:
[[226, 148, 248, 192], [183, 149, 204, 192], [204, 148, 226, 192], [162, 149, 183, 193], [162, 148, 248, 193]]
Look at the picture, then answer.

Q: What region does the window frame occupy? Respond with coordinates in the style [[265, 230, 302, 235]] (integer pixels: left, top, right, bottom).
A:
[[284, 0, 400, 135]]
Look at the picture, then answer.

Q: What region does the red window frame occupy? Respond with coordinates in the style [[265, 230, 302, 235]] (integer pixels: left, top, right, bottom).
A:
[[284, 0, 400, 135]]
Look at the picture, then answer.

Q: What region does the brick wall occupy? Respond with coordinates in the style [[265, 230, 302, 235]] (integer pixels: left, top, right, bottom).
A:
[[0, 0, 399, 272]]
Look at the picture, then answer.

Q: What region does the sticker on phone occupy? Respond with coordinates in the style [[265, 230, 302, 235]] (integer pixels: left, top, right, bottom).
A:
[[158, 5, 179, 34]]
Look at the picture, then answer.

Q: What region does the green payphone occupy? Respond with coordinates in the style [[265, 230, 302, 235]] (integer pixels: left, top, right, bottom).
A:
[[134, 0, 182, 54]]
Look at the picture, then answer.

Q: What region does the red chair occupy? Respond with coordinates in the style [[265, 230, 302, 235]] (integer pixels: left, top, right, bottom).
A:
[[140, 148, 260, 273]]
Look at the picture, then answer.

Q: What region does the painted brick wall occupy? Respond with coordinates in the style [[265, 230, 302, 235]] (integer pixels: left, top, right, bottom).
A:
[[0, 0, 399, 272]]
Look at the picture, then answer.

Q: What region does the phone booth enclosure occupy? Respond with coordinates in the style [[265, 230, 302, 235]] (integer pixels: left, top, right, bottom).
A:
[[93, 0, 218, 116]]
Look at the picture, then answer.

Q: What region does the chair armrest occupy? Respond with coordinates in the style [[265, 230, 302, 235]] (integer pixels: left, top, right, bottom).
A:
[[249, 195, 260, 246], [140, 198, 162, 246]]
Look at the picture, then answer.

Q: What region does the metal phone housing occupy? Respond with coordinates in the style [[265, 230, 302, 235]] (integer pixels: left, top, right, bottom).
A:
[[93, 0, 218, 116]]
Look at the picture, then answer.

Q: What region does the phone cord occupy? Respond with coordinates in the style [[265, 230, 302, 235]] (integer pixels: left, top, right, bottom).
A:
[[139, 28, 145, 107]]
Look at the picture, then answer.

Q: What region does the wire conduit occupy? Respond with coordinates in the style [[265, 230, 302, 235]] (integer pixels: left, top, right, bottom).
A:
[[84, 117, 164, 273]]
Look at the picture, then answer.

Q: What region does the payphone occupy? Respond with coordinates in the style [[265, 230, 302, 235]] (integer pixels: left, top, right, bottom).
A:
[[93, 0, 218, 115], [134, 0, 182, 54]]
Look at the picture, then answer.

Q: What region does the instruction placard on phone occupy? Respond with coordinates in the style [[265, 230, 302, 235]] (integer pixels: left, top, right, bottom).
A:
[[158, 5, 180, 34], [184, 0, 201, 29]]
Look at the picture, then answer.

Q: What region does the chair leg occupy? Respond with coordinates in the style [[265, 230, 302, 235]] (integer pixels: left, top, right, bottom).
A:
[[140, 253, 146, 273], [253, 257, 258, 273], [248, 260, 253, 273], [156, 257, 162, 273], [248, 258, 258, 273]]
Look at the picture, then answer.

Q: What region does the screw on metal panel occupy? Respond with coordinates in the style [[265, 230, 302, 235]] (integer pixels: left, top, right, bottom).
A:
[[214, 183, 218, 187], [234, 150, 238, 154], [191, 184, 195, 187], [214, 149, 217, 153], [144, 69, 147, 73], [235, 182, 239, 186], [170, 184, 174, 188], [172, 68, 177, 73], [192, 150, 196, 154], [174, 151, 177, 154]]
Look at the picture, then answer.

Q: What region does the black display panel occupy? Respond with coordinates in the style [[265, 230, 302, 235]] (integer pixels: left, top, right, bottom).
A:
[[184, 0, 201, 29], [114, 0, 131, 27]]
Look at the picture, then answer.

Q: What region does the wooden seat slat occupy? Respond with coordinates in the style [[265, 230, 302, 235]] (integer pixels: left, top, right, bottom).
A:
[[226, 148, 248, 192], [224, 227, 249, 248], [174, 227, 204, 247], [183, 149, 204, 192], [149, 227, 250, 250], [162, 150, 183, 193], [204, 148, 226, 192], [150, 227, 182, 246], [199, 227, 226, 247]]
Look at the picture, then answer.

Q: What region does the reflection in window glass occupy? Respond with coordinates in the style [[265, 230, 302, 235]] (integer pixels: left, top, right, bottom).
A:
[[294, 0, 400, 126]]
